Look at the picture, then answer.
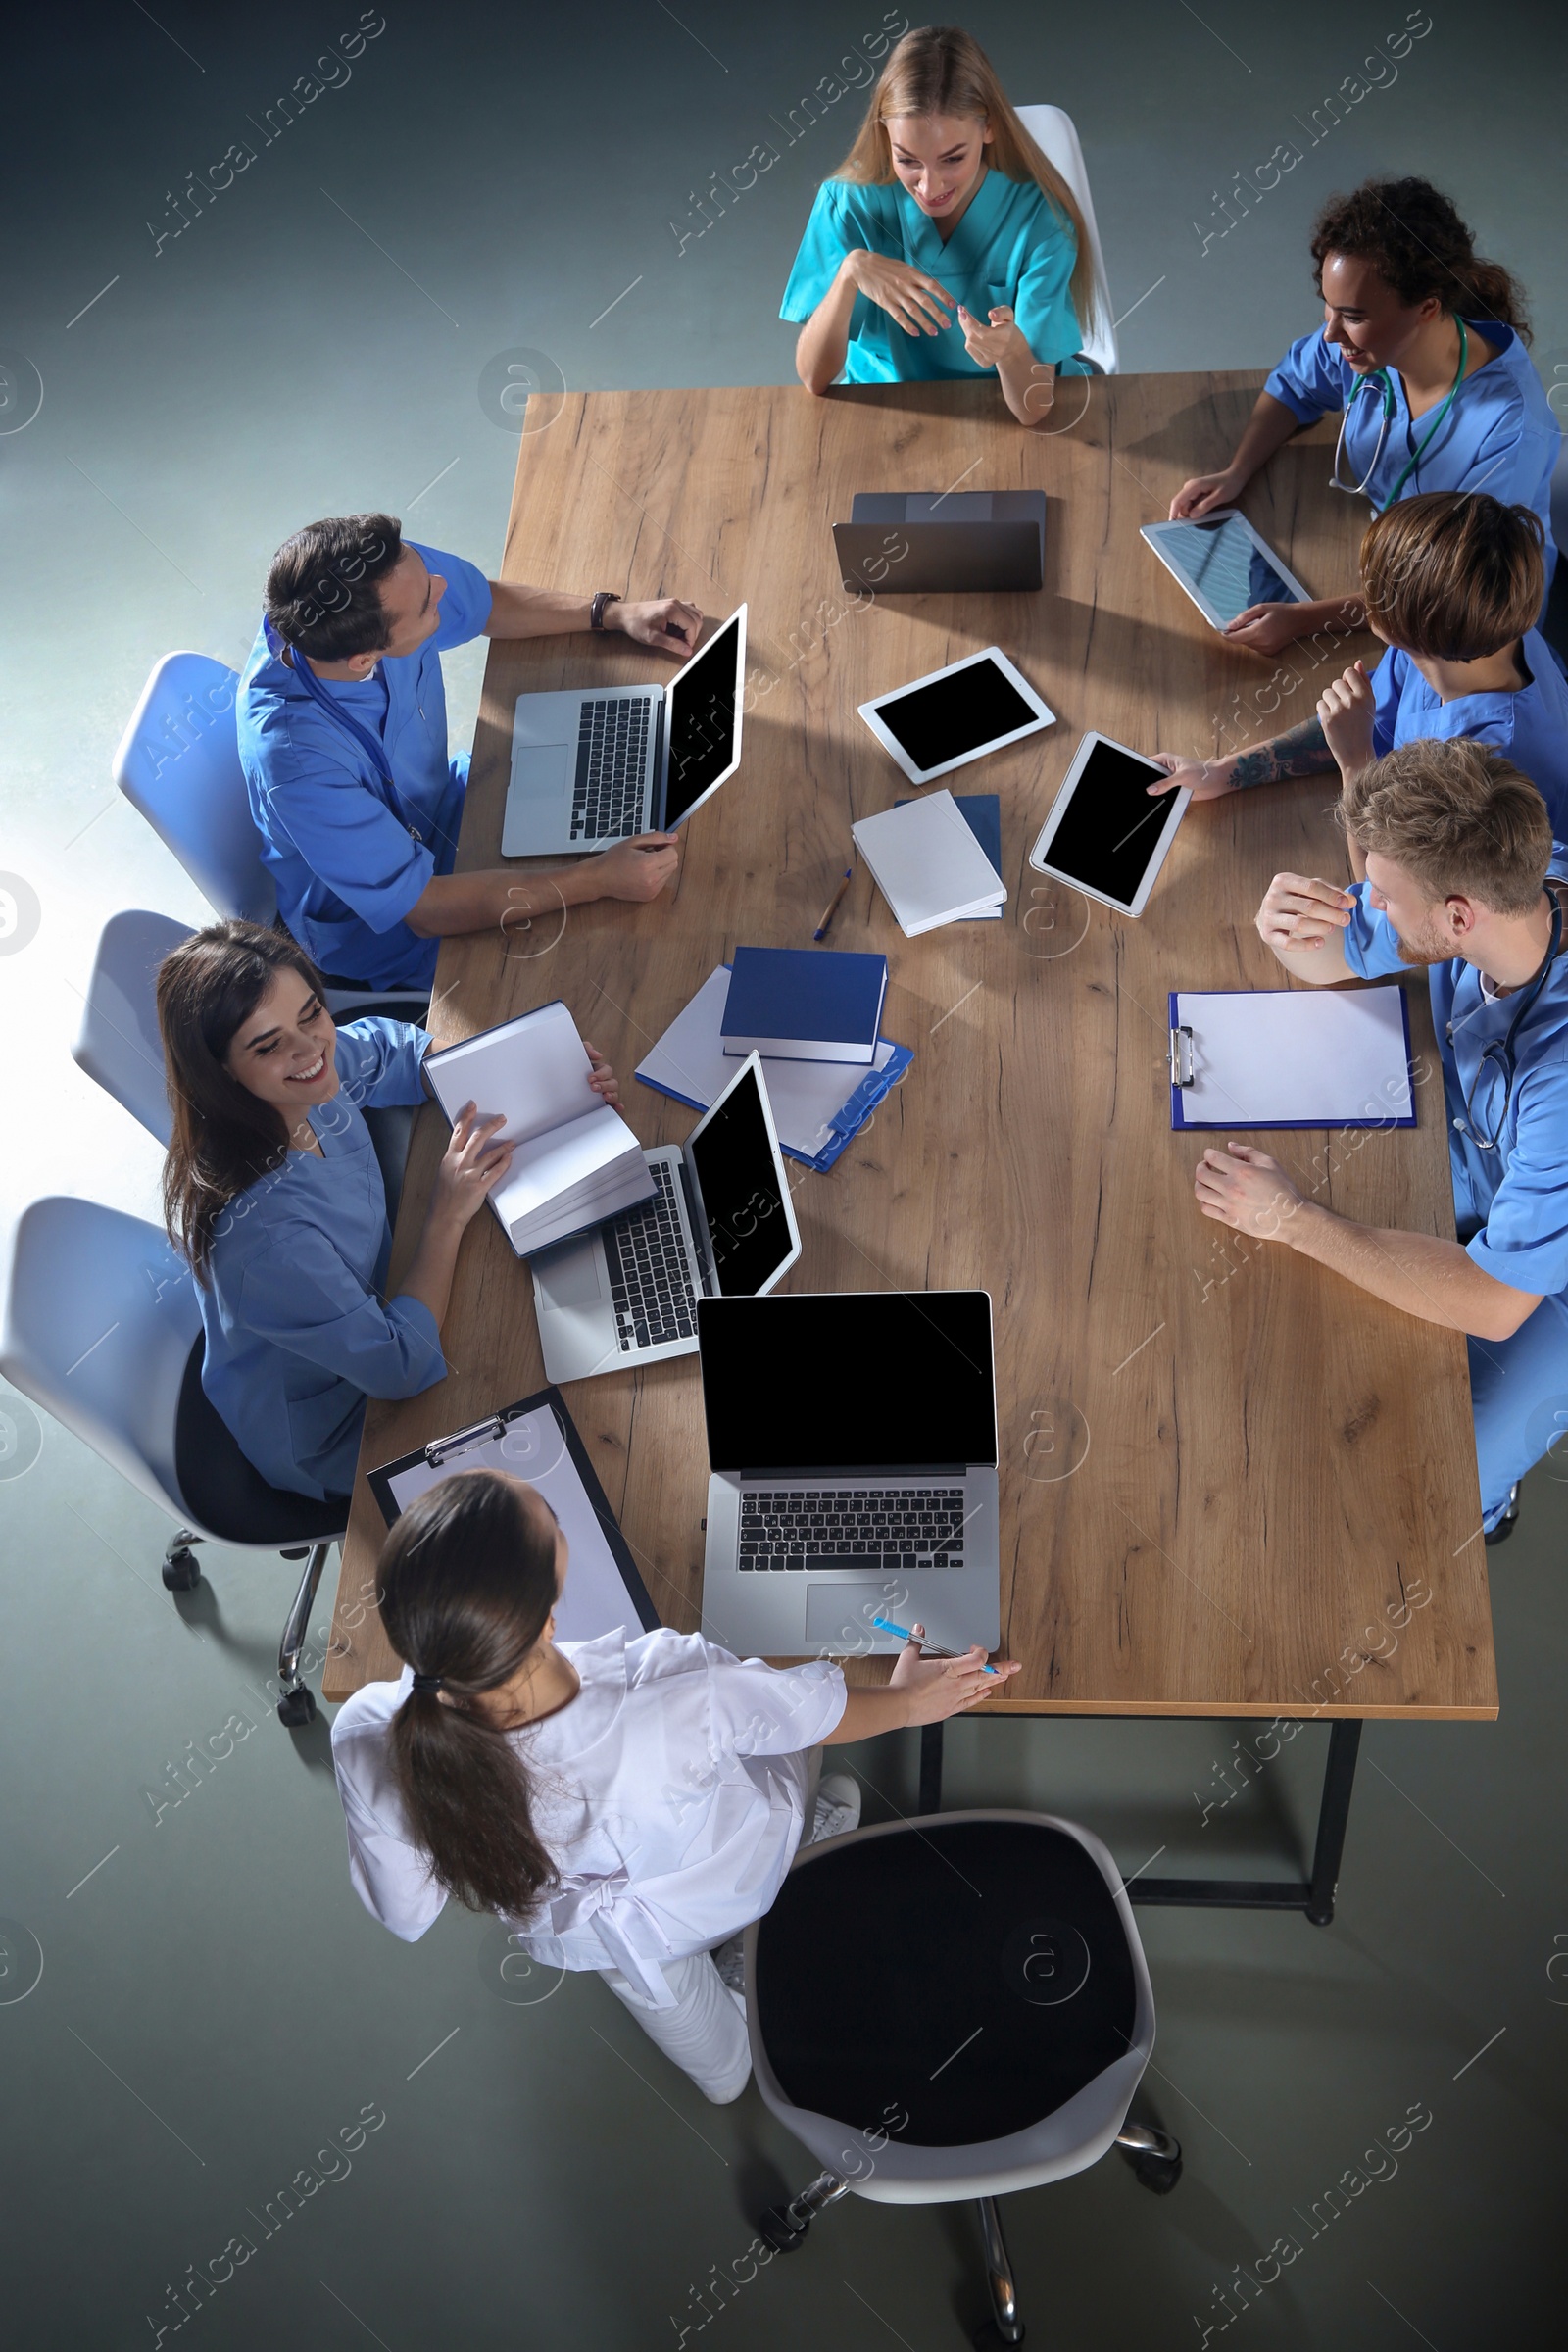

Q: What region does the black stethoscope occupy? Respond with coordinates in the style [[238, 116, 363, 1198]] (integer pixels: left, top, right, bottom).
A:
[[1448, 888, 1565, 1152], [263, 613, 423, 842], [1330, 318, 1468, 506]]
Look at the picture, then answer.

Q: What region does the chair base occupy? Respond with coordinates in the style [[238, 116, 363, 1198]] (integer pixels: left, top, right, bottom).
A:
[[758, 2123, 1183, 2333], [156, 1526, 336, 1733]]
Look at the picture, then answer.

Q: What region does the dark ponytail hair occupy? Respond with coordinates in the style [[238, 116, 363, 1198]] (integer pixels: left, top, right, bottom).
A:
[[378, 1470, 562, 1920], [158, 919, 331, 1283], [1310, 176, 1531, 342]]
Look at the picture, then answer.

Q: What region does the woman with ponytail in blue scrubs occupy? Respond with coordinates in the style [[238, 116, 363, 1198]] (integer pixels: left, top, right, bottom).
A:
[[1170, 178, 1559, 656], [783, 25, 1100, 427]]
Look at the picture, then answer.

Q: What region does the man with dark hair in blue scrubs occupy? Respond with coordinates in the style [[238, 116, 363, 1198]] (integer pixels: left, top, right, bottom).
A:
[[239, 512, 702, 990]]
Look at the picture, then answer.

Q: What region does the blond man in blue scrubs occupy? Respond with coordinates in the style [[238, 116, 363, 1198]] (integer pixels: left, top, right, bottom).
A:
[[783, 25, 1099, 427]]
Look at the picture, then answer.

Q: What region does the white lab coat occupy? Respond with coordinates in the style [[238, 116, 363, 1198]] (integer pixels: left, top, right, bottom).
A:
[[330, 1627, 847, 2007]]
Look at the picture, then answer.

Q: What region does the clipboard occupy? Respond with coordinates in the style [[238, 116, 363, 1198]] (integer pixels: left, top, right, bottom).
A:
[[1168, 986, 1417, 1131], [367, 1386, 659, 1641]]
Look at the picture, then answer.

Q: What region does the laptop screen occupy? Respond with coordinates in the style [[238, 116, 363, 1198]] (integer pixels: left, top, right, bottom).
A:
[[663, 612, 742, 824], [687, 1062, 794, 1298], [697, 1291, 997, 1471]]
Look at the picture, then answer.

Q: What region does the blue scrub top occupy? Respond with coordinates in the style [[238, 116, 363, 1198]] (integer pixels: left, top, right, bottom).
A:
[[238, 542, 493, 990], [199, 1020, 446, 1500], [1264, 322, 1560, 582], [780, 170, 1086, 384], [1370, 629, 1568, 838], [1343, 867, 1568, 1316]]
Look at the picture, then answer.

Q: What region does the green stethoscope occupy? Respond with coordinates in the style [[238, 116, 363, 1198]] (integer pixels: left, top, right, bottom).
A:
[[1330, 317, 1468, 507]]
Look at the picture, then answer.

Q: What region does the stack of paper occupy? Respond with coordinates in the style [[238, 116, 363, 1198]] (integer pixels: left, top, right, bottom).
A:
[[852, 788, 1006, 936], [424, 1002, 654, 1256]]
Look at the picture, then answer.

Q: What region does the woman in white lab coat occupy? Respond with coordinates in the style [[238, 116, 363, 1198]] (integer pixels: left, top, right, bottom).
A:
[[331, 1467, 1016, 2101]]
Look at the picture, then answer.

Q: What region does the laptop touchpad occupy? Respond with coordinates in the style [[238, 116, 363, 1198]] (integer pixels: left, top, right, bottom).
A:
[[512, 743, 571, 798], [804, 1584, 903, 1645], [533, 1245, 605, 1311]]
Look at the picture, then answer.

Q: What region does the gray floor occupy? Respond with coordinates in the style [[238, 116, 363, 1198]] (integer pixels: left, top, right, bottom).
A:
[[3, 3, 1566, 2343]]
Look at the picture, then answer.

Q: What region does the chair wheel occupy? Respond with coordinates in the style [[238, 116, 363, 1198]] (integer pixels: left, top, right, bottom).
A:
[[276, 1685, 317, 1729], [757, 2203, 810, 2256], [162, 1547, 201, 1592], [1132, 2149, 1183, 2194]]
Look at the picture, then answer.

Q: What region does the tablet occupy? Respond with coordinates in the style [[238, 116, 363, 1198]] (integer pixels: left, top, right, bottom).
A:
[[858, 647, 1054, 786], [1028, 732, 1191, 918], [1140, 512, 1311, 631]]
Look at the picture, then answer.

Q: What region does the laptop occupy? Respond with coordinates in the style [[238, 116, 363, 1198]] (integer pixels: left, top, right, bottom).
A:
[[832, 493, 1045, 595], [697, 1290, 1001, 1659], [529, 1052, 800, 1383], [502, 606, 748, 857]]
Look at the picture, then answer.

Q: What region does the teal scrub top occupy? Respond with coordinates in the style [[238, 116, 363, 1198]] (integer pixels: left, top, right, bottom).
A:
[[780, 170, 1086, 384]]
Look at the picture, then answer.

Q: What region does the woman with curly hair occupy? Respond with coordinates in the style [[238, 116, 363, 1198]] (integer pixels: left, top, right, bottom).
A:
[[1169, 177, 1559, 655]]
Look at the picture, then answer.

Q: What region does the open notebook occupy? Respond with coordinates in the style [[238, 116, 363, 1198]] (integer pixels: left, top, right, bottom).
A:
[[423, 1002, 654, 1255]]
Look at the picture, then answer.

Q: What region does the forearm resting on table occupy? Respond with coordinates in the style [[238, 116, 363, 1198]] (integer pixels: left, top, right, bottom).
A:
[[406, 864, 590, 938], [1227, 388, 1311, 482], [394, 1214, 465, 1329], [1284, 1200, 1539, 1342], [1224, 714, 1333, 789]]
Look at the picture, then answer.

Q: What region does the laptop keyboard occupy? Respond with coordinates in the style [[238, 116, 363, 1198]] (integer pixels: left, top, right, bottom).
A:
[[604, 1163, 698, 1351], [738, 1488, 967, 1570], [571, 697, 651, 841]]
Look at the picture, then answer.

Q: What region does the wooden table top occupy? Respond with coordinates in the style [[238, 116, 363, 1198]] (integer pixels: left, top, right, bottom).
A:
[[322, 372, 1496, 1723]]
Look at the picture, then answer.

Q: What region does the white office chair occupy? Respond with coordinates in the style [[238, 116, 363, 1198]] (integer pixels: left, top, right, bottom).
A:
[[1544, 443, 1568, 667], [1014, 105, 1117, 375], [0, 1197, 345, 1727], [71, 907, 419, 1224], [744, 1810, 1180, 2345], [112, 652, 429, 1022]]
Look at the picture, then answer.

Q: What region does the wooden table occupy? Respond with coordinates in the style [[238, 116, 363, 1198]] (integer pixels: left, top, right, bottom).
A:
[[322, 373, 1496, 1911]]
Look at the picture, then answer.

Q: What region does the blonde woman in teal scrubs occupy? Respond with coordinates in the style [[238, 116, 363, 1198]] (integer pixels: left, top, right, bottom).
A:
[[782, 24, 1098, 426]]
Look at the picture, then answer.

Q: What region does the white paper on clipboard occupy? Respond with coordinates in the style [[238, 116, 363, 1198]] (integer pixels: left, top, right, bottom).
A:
[[383, 1407, 644, 1644]]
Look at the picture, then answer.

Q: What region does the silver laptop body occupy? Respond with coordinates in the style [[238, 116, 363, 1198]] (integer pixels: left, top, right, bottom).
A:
[[697, 1290, 1001, 1661], [531, 1052, 799, 1384], [502, 606, 748, 857]]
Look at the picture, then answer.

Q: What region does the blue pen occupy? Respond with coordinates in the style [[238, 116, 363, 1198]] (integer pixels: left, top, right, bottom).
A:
[[871, 1614, 999, 1673]]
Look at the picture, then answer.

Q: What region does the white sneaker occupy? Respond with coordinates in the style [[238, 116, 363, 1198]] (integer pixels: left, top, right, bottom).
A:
[[809, 1773, 862, 1845]]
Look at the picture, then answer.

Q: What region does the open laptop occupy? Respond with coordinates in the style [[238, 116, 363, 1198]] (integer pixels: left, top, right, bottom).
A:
[[502, 606, 748, 857], [529, 1052, 800, 1383], [697, 1290, 1001, 1658], [833, 493, 1045, 594]]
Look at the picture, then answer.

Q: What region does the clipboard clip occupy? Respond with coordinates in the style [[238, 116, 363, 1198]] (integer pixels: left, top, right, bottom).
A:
[[427, 1403, 529, 1467], [1169, 1025, 1195, 1088]]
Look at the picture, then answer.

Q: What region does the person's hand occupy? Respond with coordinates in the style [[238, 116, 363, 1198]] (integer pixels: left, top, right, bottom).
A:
[[1169, 469, 1243, 519], [844, 248, 955, 336], [1194, 1142, 1305, 1242], [583, 1040, 620, 1107], [1146, 752, 1232, 801], [957, 303, 1023, 369], [612, 598, 704, 657], [1317, 660, 1377, 777], [1223, 603, 1308, 656], [430, 1103, 514, 1231], [590, 832, 680, 902], [1255, 870, 1355, 954], [888, 1626, 1019, 1722]]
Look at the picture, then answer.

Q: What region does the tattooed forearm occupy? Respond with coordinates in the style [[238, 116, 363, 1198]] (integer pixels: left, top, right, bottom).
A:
[[1228, 715, 1331, 790]]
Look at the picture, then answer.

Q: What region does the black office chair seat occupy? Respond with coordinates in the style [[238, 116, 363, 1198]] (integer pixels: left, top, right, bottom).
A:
[[754, 1817, 1138, 2148], [174, 1337, 347, 1545]]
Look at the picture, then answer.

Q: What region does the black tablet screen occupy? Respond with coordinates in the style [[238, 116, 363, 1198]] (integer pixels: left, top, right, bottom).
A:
[[1041, 740, 1176, 906], [874, 659, 1035, 771]]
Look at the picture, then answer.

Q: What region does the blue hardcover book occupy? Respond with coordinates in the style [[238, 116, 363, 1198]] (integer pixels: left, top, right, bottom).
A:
[[896, 793, 1002, 919], [720, 945, 888, 1065]]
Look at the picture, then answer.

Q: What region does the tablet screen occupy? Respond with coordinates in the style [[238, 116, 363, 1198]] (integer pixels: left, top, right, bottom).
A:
[[1040, 740, 1175, 906], [872, 657, 1036, 772], [1149, 515, 1303, 619]]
